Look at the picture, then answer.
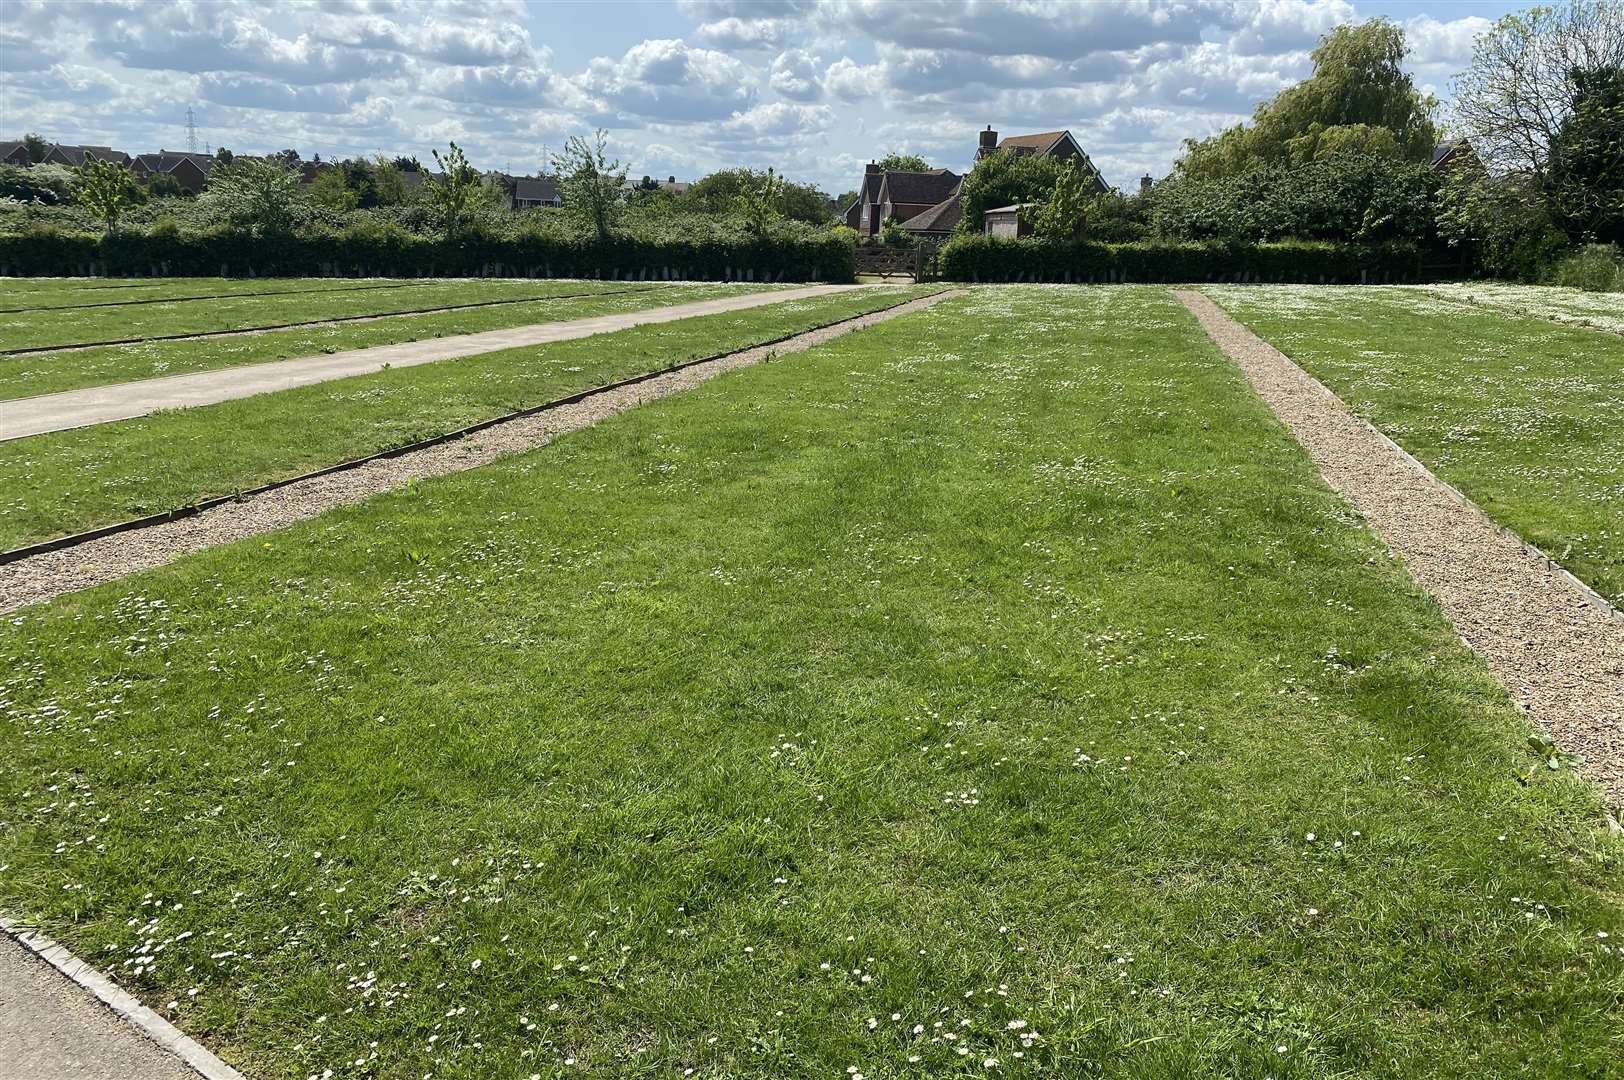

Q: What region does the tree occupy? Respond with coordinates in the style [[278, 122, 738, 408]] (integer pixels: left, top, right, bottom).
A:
[[1435, 155, 1567, 277], [423, 142, 484, 240], [310, 166, 360, 211], [1451, 1, 1624, 175], [734, 168, 785, 238], [1026, 160, 1095, 241], [682, 168, 832, 224], [70, 158, 139, 231], [145, 171, 188, 199], [393, 155, 424, 173], [955, 148, 1069, 234], [22, 132, 48, 164], [1179, 20, 1438, 178], [553, 130, 626, 241], [370, 157, 408, 207], [213, 147, 235, 168], [1544, 65, 1624, 242], [0, 163, 68, 204], [200, 157, 307, 236], [835, 188, 859, 210], [876, 152, 930, 172]]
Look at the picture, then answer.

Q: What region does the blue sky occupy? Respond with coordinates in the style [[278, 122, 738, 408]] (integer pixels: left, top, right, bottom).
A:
[[1, 1, 1514, 196]]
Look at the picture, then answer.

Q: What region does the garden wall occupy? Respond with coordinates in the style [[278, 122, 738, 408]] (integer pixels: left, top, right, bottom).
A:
[[0, 231, 858, 283], [935, 236, 1426, 283]]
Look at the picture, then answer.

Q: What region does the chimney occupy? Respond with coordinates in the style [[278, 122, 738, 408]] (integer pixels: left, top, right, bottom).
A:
[[1139, 174, 1153, 194], [865, 159, 879, 174], [979, 125, 998, 152]]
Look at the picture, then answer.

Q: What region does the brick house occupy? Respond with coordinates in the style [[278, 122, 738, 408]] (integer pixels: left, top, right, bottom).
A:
[[40, 143, 131, 167], [1, 141, 34, 166], [973, 126, 1108, 193], [130, 151, 214, 193]]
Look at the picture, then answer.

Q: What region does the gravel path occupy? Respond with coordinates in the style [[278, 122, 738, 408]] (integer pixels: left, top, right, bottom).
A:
[[0, 290, 960, 613], [1177, 290, 1624, 810], [0, 284, 868, 440]]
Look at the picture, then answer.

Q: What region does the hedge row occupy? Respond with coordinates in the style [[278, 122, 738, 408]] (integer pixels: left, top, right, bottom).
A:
[[0, 230, 857, 283], [935, 236, 1426, 283]]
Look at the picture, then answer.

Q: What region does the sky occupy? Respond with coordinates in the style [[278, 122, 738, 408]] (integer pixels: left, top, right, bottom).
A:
[[1, 0, 1520, 197]]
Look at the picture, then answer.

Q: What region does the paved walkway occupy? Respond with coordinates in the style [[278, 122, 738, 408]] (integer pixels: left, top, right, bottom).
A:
[[1, 284, 871, 441], [1178, 290, 1624, 809], [0, 933, 216, 1079]]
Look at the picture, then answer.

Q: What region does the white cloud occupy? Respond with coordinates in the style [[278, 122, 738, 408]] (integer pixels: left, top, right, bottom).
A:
[[770, 49, 822, 101], [575, 38, 757, 122]]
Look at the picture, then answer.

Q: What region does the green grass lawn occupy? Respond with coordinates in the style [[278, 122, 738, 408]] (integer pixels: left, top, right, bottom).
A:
[[1205, 285, 1624, 607], [0, 287, 936, 549], [1406, 283, 1624, 336], [0, 278, 729, 353], [0, 276, 445, 310], [1, 286, 1618, 1079], [0, 281, 764, 399]]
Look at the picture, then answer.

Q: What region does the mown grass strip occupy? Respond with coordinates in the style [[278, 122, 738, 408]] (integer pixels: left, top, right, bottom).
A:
[[1205, 284, 1624, 606], [0, 285, 668, 356], [0, 286, 1618, 1079], [0, 282, 754, 399], [0, 279, 704, 352], [0, 288, 948, 567], [0, 287, 936, 548], [0, 278, 440, 314]]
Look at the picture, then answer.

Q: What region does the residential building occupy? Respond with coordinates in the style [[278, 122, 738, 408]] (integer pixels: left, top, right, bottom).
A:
[[512, 176, 562, 209], [1, 141, 33, 166], [974, 126, 1108, 193], [130, 150, 215, 193], [40, 143, 131, 167]]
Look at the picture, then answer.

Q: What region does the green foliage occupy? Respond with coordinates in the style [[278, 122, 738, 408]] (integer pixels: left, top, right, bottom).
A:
[[201, 157, 308, 237], [553, 130, 626, 242], [424, 142, 485, 241], [1148, 153, 1437, 242], [1179, 20, 1438, 178], [1025, 160, 1095, 242], [875, 152, 930, 172], [0, 163, 70, 205], [22, 132, 48, 164], [69, 158, 139, 232], [145, 171, 188, 199], [681, 169, 833, 225], [310, 166, 360, 211], [0, 228, 857, 284], [733, 168, 785, 239], [878, 216, 913, 248], [955, 149, 1070, 235], [1546, 65, 1624, 243], [936, 234, 1422, 283], [1434, 158, 1567, 279], [1548, 243, 1624, 290]]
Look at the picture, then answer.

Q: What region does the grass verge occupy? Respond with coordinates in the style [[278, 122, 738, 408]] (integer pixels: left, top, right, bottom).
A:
[[0, 282, 760, 399], [1205, 284, 1624, 607], [0, 279, 730, 353], [1, 285, 1618, 1078], [0, 287, 935, 548]]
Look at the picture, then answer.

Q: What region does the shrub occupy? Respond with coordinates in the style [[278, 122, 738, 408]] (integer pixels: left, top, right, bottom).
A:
[[1548, 243, 1624, 291], [936, 234, 1422, 283]]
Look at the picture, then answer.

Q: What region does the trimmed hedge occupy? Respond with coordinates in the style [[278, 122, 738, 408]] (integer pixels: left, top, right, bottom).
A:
[[936, 236, 1425, 283], [0, 229, 857, 283]]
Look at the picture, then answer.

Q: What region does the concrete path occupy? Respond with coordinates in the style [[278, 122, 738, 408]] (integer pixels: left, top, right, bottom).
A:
[[1, 284, 871, 441], [0, 933, 221, 1079]]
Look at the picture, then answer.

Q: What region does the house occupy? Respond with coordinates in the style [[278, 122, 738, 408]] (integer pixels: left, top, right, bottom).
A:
[[974, 126, 1108, 193], [983, 203, 1037, 238], [841, 123, 1111, 241], [1, 141, 33, 166], [40, 143, 131, 167], [843, 162, 962, 237], [512, 176, 562, 209], [130, 150, 214, 193], [1430, 139, 1477, 173], [297, 160, 334, 185]]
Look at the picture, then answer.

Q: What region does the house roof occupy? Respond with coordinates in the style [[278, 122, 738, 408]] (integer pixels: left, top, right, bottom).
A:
[[513, 176, 560, 201], [1431, 139, 1470, 167], [48, 144, 130, 166], [0, 141, 26, 159], [997, 131, 1068, 154], [135, 151, 214, 174], [897, 195, 963, 234], [878, 168, 960, 206]]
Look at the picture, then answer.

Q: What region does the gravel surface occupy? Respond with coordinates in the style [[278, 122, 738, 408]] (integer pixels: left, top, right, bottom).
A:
[[1, 284, 868, 440], [0, 290, 960, 614], [1178, 289, 1624, 810]]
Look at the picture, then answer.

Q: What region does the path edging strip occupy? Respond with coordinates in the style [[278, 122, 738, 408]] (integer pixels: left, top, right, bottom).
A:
[[1, 917, 246, 1080]]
